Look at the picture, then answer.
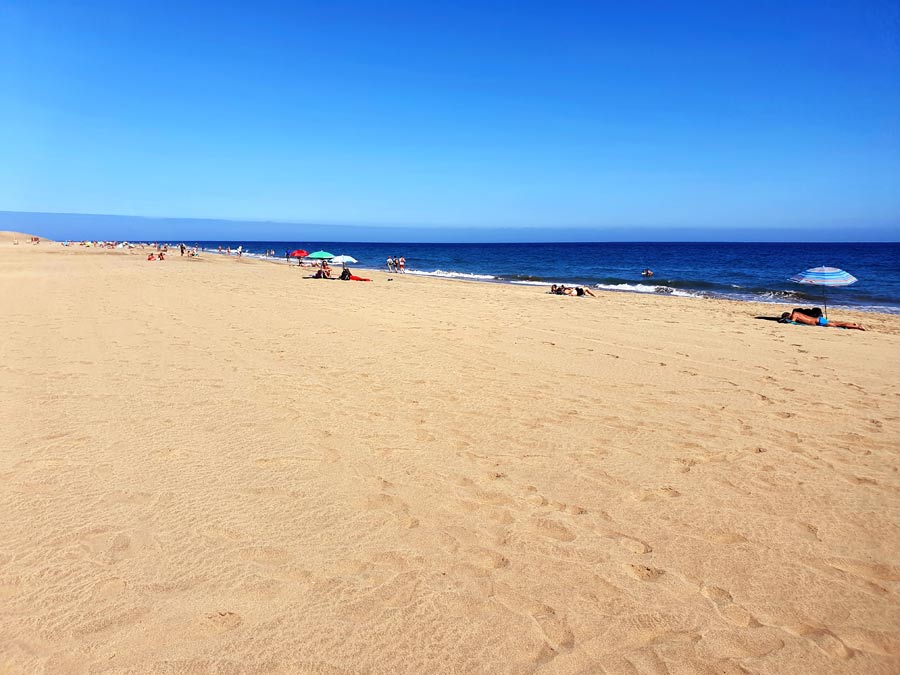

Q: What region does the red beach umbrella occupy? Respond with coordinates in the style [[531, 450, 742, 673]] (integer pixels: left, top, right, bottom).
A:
[[289, 249, 309, 258]]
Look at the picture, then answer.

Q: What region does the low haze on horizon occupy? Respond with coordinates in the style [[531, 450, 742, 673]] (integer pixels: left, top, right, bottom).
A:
[[2, 1, 899, 241], [2, 210, 897, 244]]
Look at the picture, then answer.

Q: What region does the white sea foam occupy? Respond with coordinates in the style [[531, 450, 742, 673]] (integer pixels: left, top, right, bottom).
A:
[[593, 282, 701, 298], [406, 269, 498, 280], [827, 304, 900, 316], [756, 290, 807, 299], [510, 280, 556, 286]]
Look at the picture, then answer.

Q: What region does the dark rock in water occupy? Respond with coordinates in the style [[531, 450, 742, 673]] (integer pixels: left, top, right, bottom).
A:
[[654, 286, 674, 295]]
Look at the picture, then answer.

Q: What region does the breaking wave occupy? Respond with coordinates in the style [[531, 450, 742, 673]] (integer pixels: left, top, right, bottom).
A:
[[406, 269, 498, 281], [592, 282, 704, 298]]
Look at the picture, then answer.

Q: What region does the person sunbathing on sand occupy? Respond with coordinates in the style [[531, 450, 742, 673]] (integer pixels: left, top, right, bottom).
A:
[[550, 284, 595, 297], [780, 310, 865, 330], [338, 267, 372, 281]]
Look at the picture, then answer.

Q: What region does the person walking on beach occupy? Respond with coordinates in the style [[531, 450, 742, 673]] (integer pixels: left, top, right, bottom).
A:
[[387, 256, 395, 272], [180, 243, 186, 256], [398, 256, 406, 273]]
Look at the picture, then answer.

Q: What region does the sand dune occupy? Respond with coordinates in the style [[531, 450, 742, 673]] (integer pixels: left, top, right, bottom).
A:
[[0, 230, 55, 243], [1, 245, 898, 674]]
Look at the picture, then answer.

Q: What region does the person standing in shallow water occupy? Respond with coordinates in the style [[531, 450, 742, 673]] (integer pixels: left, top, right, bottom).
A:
[[387, 256, 395, 272]]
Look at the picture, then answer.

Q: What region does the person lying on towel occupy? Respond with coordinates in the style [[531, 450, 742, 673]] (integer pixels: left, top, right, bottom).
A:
[[779, 310, 865, 330], [339, 267, 371, 282]]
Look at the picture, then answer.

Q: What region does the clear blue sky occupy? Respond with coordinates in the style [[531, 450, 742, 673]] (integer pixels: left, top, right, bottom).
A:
[[1, 1, 898, 241]]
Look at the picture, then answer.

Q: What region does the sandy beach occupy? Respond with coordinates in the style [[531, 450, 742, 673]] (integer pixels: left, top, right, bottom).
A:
[[1, 237, 899, 674]]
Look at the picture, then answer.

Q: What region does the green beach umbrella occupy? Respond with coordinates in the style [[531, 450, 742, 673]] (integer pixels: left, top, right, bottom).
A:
[[307, 250, 334, 259]]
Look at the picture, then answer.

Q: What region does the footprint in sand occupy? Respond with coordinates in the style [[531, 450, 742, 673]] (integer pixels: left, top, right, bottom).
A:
[[492, 597, 574, 667], [784, 625, 854, 660], [701, 585, 733, 605], [826, 558, 900, 582], [700, 584, 761, 627], [202, 611, 243, 632], [91, 577, 128, 599], [531, 604, 575, 659], [674, 457, 697, 473], [70, 607, 150, 638], [633, 486, 681, 501], [627, 564, 664, 581], [845, 475, 878, 485], [608, 534, 652, 554], [80, 530, 157, 564], [708, 530, 749, 545], [533, 518, 576, 542], [559, 503, 587, 515], [527, 493, 549, 507], [415, 428, 435, 442], [467, 547, 510, 570], [364, 493, 419, 529], [800, 522, 821, 541]]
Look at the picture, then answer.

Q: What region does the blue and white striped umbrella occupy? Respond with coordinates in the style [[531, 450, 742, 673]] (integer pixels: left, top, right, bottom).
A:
[[788, 267, 857, 318], [789, 267, 858, 286]]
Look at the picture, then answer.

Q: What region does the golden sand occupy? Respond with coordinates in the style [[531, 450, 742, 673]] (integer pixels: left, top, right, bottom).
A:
[[1, 241, 899, 674]]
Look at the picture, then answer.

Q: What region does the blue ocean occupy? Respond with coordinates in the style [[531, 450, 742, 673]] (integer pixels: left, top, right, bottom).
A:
[[191, 241, 900, 314]]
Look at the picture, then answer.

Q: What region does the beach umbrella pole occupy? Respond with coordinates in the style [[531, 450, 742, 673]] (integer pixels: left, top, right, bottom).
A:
[[789, 267, 857, 322]]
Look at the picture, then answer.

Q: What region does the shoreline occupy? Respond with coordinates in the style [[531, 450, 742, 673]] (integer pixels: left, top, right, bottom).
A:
[[11, 234, 899, 315], [182, 245, 900, 317], [7, 237, 900, 323]]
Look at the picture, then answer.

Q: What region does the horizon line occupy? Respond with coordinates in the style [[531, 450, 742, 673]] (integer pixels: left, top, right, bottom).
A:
[[2, 209, 898, 244]]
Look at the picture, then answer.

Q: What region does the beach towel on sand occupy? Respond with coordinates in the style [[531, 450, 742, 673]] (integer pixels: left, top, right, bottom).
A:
[[778, 319, 846, 329]]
